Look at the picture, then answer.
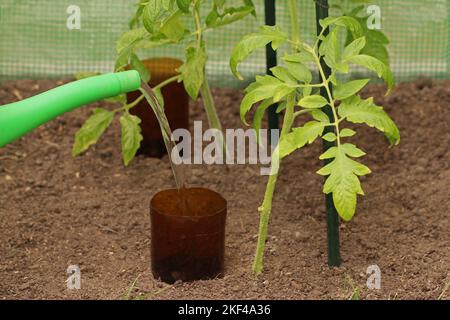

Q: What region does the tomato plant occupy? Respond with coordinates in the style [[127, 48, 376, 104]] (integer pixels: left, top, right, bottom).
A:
[[72, 0, 255, 165], [230, 0, 400, 273]]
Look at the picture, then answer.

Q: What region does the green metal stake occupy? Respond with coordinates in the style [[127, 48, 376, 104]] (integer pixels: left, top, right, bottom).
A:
[[315, 0, 341, 267], [265, 0, 279, 133]]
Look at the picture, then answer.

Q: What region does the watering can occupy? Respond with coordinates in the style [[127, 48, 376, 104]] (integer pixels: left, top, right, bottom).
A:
[[0, 71, 141, 148]]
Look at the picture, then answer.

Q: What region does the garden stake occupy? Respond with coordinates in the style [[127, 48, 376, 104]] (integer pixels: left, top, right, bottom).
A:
[[265, 0, 279, 134], [315, 0, 341, 267]]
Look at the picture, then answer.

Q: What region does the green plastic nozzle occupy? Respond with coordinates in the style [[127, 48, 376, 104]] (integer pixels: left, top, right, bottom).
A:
[[0, 71, 141, 148]]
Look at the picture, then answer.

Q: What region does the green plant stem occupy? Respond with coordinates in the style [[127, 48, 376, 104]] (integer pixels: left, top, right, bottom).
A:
[[200, 75, 223, 132], [253, 94, 295, 274], [193, 3, 223, 133], [313, 52, 342, 147], [252, 0, 301, 275], [288, 0, 301, 50]]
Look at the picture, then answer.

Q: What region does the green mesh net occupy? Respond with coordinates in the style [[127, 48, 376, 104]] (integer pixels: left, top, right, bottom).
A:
[[0, 0, 449, 87]]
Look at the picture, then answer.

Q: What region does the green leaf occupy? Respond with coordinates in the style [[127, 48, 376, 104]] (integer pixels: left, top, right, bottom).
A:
[[120, 113, 143, 166], [319, 146, 338, 159], [342, 143, 366, 158], [311, 109, 331, 123], [317, 148, 371, 221], [338, 96, 400, 145], [278, 121, 326, 159], [116, 28, 148, 54], [346, 54, 394, 92], [72, 108, 115, 157], [298, 95, 329, 109], [176, 0, 191, 13], [283, 51, 315, 64], [240, 75, 293, 124], [319, 28, 339, 68], [130, 54, 151, 83], [334, 79, 370, 100], [207, 5, 255, 28], [270, 66, 296, 85], [340, 128, 356, 137], [142, 0, 173, 34], [343, 37, 366, 60], [160, 10, 186, 41], [178, 43, 207, 100], [320, 16, 364, 39], [230, 25, 288, 80], [322, 132, 337, 142], [284, 61, 312, 84], [129, 1, 147, 29]]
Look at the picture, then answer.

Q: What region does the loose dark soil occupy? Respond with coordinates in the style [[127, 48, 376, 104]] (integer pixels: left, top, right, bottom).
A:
[[0, 78, 449, 300]]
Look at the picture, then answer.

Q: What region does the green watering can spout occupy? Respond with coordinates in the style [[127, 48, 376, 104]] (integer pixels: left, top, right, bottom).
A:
[[0, 70, 141, 148]]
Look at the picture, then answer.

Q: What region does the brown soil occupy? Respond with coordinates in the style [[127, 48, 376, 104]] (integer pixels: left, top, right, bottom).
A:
[[0, 78, 449, 300]]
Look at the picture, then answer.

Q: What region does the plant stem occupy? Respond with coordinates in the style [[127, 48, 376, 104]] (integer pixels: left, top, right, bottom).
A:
[[253, 94, 295, 274], [193, 3, 223, 133], [200, 75, 223, 132], [288, 0, 301, 50], [252, 0, 301, 275], [154, 75, 180, 91]]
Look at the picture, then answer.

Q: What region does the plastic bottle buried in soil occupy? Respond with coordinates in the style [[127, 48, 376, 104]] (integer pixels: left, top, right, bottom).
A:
[[150, 188, 227, 284]]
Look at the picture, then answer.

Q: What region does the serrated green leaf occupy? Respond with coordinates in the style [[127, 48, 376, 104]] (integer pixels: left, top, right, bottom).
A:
[[142, 0, 173, 34], [72, 108, 115, 157], [338, 95, 400, 145], [334, 79, 370, 100], [120, 113, 143, 166], [346, 54, 394, 92], [240, 75, 293, 124], [317, 149, 371, 221], [342, 143, 366, 158], [230, 25, 288, 80], [298, 95, 329, 109], [178, 43, 207, 100], [278, 121, 325, 159], [320, 146, 338, 159], [116, 28, 148, 54], [160, 10, 186, 41]]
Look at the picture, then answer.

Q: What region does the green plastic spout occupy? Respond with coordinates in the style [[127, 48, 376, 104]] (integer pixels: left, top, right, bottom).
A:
[[0, 70, 141, 148]]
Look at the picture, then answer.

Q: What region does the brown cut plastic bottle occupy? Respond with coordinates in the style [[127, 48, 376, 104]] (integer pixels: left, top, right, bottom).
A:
[[127, 58, 189, 158], [150, 188, 227, 283]]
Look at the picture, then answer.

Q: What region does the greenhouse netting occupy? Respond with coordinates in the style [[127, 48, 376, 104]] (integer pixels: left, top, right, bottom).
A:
[[0, 0, 449, 86]]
